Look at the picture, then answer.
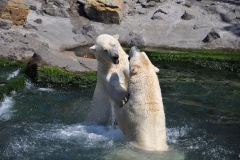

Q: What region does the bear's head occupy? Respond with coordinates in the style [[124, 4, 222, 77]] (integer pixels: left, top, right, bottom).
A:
[[128, 46, 159, 77], [89, 34, 120, 64]]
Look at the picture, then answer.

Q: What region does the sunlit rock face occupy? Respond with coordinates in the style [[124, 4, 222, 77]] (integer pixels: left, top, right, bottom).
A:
[[1, 0, 29, 26], [84, 0, 123, 24]]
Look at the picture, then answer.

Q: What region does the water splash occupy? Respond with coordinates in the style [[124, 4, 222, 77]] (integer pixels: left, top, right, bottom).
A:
[[0, 94, 15, 121], [7, 69, 20, 80]]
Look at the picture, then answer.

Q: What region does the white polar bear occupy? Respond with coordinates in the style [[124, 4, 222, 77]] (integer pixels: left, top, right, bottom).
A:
[[114, 46, 168, 151], [85, 34, 129, 125]]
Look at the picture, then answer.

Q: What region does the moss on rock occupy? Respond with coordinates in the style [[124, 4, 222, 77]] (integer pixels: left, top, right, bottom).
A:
[[124, 46, 240, 72], [0, 58, 27, 100], [27, 66, 97, 87]]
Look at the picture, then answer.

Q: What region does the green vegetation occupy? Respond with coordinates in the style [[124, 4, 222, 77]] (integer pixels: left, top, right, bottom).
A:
[[0, 74, 26, 100], [123, 46, 240, 72], [0, 58, 27, 100], [35, 66, 97, 87], [0, 59, 22, 67]]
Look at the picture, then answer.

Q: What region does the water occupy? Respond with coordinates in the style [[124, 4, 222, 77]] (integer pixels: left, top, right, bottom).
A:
[[0, 63, 240, 160]]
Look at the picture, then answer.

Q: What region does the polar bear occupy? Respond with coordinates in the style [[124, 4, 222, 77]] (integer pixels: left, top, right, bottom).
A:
[[85, 34, 129, 125], [114, 46, 168, 151]]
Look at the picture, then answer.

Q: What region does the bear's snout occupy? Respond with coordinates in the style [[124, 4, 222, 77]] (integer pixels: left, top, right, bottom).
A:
[[112, 55, 119, 64]]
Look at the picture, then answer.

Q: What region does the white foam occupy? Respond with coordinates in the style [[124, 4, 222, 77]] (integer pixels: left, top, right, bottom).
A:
[[7, 69, 20, 80], [54, 124, 124, 148], [0, 95, 15, 121], [38, 88, 54, 92]]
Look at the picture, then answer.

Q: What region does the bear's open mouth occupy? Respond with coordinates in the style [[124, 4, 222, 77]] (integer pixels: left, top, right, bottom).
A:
[[113, 59, 119, 64], [112, 56, 119, 64]]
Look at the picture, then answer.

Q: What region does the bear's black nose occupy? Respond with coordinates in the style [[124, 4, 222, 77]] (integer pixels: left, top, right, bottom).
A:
[[112, 55, 119, 60]]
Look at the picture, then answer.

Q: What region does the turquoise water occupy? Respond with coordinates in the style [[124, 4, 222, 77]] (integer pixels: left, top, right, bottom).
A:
[[0, 62, 240, 159]]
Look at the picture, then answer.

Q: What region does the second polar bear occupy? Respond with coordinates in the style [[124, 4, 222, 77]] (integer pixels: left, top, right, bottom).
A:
[[114, 46, 168, 151], [85, 34, 129, 125]]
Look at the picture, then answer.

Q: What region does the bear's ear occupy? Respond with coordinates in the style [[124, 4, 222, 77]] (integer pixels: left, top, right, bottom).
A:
[[153, 65, 159, 73], [89, 45, 96, 51], [130, 65, 140, 74], [113, 34, 119, 40]]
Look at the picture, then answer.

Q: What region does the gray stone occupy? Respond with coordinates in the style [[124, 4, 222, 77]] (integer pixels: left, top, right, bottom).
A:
[[181, 11, 195, 20], [235, 8, 240, 19], [72, 29, 82, 34], [34, 18, 42, 24], [202, 28, 220, 43], [1, 34, 14, 43], [128, 10, 138, 16], [83, 25, 94, 38], [151, 12, 161, 20], [221, 12, 236, 23], [29, 5, 37, 10], [43, 8, 69, 18], [0, 0, 7, 17], [0, 19, 13, 30], [73, 33, 87, 43], [128, 34, 145, 46], [23, 22, 38, 31], [142, 1, 156, 8], [27, 46, 97, 75], [183, 1, 193, 8]]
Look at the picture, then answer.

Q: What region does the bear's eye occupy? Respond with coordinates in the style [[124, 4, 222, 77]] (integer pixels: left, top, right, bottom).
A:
[[104, 49, 108, 52], [128, 57, 130, 61]]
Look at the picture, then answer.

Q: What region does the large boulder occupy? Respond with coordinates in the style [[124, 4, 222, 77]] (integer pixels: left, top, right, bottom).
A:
[[1, 0, 29, 25], [84, 0, 124, 24]]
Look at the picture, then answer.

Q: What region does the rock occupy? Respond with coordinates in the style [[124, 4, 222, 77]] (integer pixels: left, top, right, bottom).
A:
[[181, 11, 195, 20], [221, 12, 236, 22], [23, 22, 38, 30], [73, 33, 87, 43], [183, 1, 193, 8], [235, 8, 240, 19], [0, 0, 7, 17], [72, 29, 82, 34], [0, 34, 14, 42], [128, 34, 145, 46], [84, 0, 124, 24], [1, 1, 29, 25], [151, 12, 161, 20], [151, 0, 166, 2], [202, 28, 220, 43], [47, 0, 70, 8], [83, 24, 95, 38], [0, 19, 13, 29], [138, 0, 146, 4], [34, 18, 42, 24], [27, 46, 97, 73], [154, 9, 168, 14], [29, 5, 37, 10], [177, 0, 185, 4], [141, 1, 156, 8], [128, 10, 137, 16], [43, 8, 69, 18]]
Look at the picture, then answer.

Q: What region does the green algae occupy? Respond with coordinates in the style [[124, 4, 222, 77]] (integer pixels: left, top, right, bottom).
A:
[[0, 58, 27, 100], [34, 66, 97, 87], [123, 46, 240, 72]]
